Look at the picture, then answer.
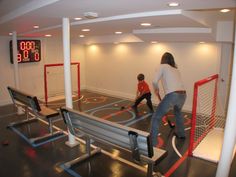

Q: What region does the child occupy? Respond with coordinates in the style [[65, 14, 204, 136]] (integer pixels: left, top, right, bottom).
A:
[[132, 73, 154, 115]]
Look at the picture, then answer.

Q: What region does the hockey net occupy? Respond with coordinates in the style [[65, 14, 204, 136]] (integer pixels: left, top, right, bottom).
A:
[[44, 62, 80, 105], [188, 74, 226, 162]]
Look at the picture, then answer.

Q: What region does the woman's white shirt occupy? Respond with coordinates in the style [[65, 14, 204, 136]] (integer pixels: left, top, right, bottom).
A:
[[153, 64, 185, 94]]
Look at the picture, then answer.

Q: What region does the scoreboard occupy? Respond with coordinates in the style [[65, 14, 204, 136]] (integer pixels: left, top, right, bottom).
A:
[[10, 40, 41, 64]]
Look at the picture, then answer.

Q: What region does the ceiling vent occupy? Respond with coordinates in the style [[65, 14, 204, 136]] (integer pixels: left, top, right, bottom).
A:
[[83, 12, 98, 19]]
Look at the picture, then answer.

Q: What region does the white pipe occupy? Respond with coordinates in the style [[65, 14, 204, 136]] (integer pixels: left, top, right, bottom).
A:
[[215, 22, 236, 177], [12, 31, 23, 114], [62, 17, 76, 146], [12, 31, 19, 89]]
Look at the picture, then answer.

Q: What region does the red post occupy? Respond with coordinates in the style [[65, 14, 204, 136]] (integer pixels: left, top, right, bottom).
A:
[[188, 83, 198, 156]]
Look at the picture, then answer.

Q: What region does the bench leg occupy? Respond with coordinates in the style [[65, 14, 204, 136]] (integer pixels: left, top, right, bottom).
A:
[[48, 119, 53, 134], [8, 107, 38, 127], [28, 116, 64, 144], [147, 163, 163, 177], [8, 117, 38, 127], [147, 162, 154, 177], [64, 136, 101, 168], [64, 147, 101, 168], [29, 130, 64, 144]]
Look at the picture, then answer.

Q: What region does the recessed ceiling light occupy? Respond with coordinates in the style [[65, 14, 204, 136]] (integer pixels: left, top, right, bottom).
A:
[[33, 25, 39, 29], [141, 23, 151, 26], [220, 9, 230, 13], [199, 41, 205, 44], [168, 2, 179, 7], [79, 35, 85, 38], [82, 29, 90, 32], [115, 31, 122, 34], [74, 17, 82, 20], [151, 41, 158, 44], [45, 34, 52, 37]]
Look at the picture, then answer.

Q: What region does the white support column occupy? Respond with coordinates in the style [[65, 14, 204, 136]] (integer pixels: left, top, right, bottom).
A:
[[12, 31, 19, 89], [215, 23, 236, 177], [12, 31, 23, 114], [62, 17, 79, 147]]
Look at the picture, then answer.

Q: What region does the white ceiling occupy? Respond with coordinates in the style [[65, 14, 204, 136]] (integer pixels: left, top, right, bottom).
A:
[[0, 0, 235, 44]]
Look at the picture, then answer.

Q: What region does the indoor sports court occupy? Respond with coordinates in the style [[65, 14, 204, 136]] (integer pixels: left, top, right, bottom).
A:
[[0, 1, 236, 177]]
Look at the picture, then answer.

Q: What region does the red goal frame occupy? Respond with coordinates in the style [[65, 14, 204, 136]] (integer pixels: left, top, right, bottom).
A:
[[44, 62, 80, 105], [188, 74, 218, 156]]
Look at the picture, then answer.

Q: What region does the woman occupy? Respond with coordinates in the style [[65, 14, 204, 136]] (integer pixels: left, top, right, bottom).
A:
[[150, 52, 187, 147]]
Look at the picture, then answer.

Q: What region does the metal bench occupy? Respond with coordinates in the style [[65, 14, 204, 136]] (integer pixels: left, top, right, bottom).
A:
[[7, 86, 64, 144], [61, 107, 167, 177]]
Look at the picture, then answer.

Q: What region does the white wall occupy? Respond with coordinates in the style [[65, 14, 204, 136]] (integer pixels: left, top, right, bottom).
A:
[[0, 36, 16, 105], [0, 36, 85, 105], [218, 43, 233, 114], [84, 42, 221, 111], [71, 41, 86, 90]]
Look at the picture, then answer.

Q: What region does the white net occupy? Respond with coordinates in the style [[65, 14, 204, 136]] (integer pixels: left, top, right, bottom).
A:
[[194, 81, 217, 145]]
